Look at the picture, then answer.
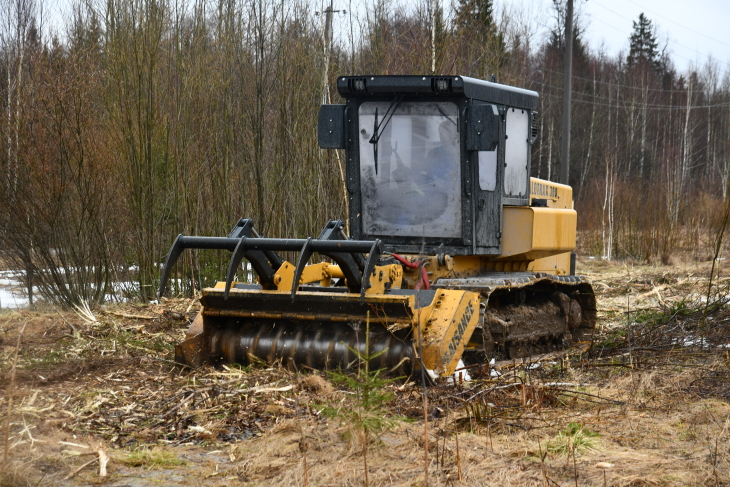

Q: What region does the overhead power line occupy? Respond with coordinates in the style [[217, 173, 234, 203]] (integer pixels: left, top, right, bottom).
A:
[[540, 90, 730, 110], [530, 76, 730, 108], [588, 15, 696, 64], [625, 0, 730, 48], [534, 75, 730, 109], [538, 67, 710, 95], [538, 67, 658, 92], [590, 1, 730, 67]]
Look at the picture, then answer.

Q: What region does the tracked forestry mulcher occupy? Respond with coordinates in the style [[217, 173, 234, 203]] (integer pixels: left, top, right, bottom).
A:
[[159, 75, 596, 378]]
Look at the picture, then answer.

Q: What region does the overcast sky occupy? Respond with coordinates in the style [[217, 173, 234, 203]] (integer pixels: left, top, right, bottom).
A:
[[42, 0, 730, 75], [520, 0, 730, 73]]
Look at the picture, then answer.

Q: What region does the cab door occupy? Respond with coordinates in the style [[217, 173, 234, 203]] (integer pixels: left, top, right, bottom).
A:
[[469, 102, 503, 254]]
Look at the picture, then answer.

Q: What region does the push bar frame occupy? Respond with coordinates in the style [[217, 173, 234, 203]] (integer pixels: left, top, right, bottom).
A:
[[158, 219, 382, 302]]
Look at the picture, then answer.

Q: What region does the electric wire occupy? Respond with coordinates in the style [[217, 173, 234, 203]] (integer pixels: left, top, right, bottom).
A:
[[536, 67, 699, 95], [539, 91, 730, 110], [590, 0, 730, 67], [624, 0, 730, 48], [544, 83, 729, 109], [524, 78, 730, 110]]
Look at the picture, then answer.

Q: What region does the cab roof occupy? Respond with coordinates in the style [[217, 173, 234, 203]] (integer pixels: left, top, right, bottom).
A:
[[336, 75, 539, 111]]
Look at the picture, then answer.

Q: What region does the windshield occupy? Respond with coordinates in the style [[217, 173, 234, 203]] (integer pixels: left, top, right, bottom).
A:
[[358, 101, 462, 238]]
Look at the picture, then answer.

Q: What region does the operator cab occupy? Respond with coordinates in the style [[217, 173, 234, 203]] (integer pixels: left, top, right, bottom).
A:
[[318, 75, 538, 256]]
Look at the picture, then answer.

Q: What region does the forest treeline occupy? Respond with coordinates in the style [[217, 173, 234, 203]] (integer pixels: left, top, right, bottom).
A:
[[0, 0, 728, 305]]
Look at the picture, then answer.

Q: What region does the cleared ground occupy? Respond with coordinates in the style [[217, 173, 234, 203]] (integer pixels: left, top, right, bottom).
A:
[[1, 258, 729, 486]]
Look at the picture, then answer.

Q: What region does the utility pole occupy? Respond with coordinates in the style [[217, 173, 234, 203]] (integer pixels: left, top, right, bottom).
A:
[[319, 0, 344, 104], [317, 1, 349, 232], [560, 0, 573, 185], [431, 0, 436, 73]]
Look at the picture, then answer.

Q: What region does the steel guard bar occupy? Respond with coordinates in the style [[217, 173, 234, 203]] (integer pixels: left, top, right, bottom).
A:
[[158, 219, 383, 302]]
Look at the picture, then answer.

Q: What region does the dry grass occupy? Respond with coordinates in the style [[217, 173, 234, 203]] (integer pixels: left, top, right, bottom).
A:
[[119, 446, 189, 468], [0, 261, 728, 485], [545, 422, 601, 455], [0, 469, 33, 487]]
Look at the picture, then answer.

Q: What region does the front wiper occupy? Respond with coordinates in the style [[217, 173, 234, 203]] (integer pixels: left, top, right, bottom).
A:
[[372, 108, 379, 174], [369, 95, 404, 174]]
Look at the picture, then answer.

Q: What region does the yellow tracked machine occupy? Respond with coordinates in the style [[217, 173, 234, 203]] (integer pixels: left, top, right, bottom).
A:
[[159, 75, 596, 378]]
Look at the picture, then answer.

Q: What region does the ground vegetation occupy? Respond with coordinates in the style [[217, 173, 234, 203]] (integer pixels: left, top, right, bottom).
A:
[[0, 259, 729, 485]]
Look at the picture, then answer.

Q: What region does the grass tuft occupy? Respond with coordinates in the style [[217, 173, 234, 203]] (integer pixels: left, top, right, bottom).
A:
[[119, 447, 188, 468], [547, 422, 600, 456]]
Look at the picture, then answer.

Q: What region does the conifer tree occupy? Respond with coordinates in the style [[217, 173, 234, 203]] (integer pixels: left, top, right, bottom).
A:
[[627, 13, 661, 73], [453, 0, 505, 77], [548, 0, 587, 61], [454, 0, 494, 42]]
